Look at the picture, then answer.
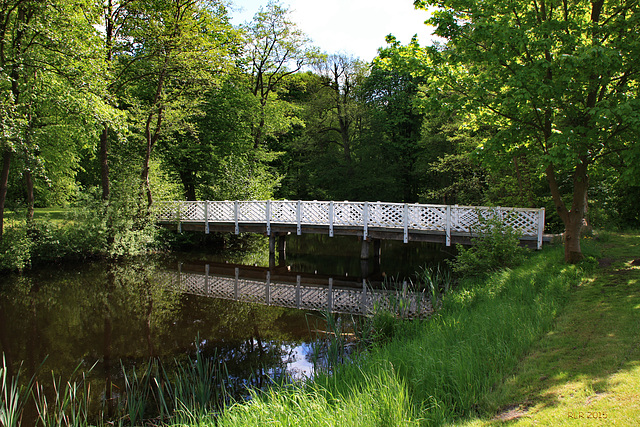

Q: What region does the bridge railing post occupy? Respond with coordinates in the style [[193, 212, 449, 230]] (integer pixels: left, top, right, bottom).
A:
[[205, 264, 210, 295], [177, 202, 182, 233], [363, 202, 369, 240], [266, 271, 271, 305], [266, 200, 271, 236], [446, 205, 451, 246], [204, 201, 209, 234], [234, 201, 239, 235], [296, 200, 302, 235], [538, 208, 545, 250], [403, 204, 409, 243], [329, 201, 334, 237]]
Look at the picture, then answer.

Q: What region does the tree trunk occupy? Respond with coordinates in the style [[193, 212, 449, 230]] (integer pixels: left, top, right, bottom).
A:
[[141, 139, 153, 207], [100, 125, 110, 201], [0, 149, 11, 240], [545, 158, 589, 264], [25, 168, 34, 221], [564, 210, 585, 264], [179, 171, 196, 201]]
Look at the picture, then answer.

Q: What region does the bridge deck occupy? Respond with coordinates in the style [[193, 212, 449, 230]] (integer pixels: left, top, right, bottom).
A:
[[157, 200, 546, 249]]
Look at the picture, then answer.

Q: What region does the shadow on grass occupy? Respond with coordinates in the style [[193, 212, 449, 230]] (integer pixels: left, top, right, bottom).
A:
[[484, 233, 640, 424]]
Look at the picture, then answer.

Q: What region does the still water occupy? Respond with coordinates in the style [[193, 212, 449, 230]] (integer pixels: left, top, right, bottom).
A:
[[0, 233, 451, 417]]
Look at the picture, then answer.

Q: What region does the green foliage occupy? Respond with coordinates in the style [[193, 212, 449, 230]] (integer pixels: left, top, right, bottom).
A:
[[416, 0, 640, 259], [452, 211, 528, 278], [0, 190, 159, 271], [0, 226, 32, 271]]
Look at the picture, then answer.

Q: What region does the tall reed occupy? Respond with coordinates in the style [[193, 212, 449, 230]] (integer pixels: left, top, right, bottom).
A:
[[33, 367, 94, 427], [1, 355, 36, 427]]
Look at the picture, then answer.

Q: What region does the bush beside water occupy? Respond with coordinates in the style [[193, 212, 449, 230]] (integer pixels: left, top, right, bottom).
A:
[[0, 199, 157, 271]]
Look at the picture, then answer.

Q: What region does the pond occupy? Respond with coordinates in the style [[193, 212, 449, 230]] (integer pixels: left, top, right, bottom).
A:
[[0, 233, 452, 424]]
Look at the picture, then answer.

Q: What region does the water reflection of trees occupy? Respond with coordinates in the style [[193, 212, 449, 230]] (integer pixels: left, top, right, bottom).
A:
[[0, 257, 310, 421]]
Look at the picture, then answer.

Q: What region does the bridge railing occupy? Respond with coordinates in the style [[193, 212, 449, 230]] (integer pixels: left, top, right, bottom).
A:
[[156, 200, 545, 249]]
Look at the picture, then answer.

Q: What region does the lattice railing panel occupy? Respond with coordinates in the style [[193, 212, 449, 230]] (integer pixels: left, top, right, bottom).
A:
[[180, 273, 204, 295], [410, 205, 447, 231], [332, 288, 366, 314], [237, 279, 267, 304], [502, 210, 538, 236], [208, 202, 235, 222], [270, 283, 298, 308], [157, 200, 544, 247], [301, 201, 330, 225], [156, 202, 180, 221], [238, 201, 267, 223], [182, 202, 205, 221], [333, 202, 364, 226], [208, 276, 236, 299], [161, 269, 437, 316], [299, 286, 328, 311], [270, 201, 297, 224], [451, 207, 479, 233], [368, 203, 404, 228]]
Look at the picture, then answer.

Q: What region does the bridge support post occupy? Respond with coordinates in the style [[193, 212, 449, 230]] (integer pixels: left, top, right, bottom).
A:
[[269, 234, 276, 255], [361, 260, 370, 278], [360, 238, 370, 260], [373, 239, 381, 260]]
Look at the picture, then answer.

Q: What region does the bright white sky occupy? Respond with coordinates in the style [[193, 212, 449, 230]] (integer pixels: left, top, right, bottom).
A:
[[229, 0, 438, 62]]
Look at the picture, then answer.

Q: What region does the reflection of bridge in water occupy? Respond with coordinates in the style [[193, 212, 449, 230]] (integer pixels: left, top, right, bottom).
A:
[[160, 262, 433, 317]]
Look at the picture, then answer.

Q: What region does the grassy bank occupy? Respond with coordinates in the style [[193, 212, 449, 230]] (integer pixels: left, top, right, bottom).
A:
[[210, 243, 589, 426], [454, 232, 640, 426]]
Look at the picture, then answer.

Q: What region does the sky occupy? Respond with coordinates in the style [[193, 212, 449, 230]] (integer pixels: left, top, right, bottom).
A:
[[229, 0, 438, 62]]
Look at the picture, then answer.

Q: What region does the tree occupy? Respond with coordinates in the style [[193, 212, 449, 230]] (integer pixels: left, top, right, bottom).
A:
[[360, 38, 428, 202], [0, 0, 107, 238], [115, 0, 238, 207], [243, 1, 317, 149], [314, 54, 367, 173], [416, 0, 640, 262]]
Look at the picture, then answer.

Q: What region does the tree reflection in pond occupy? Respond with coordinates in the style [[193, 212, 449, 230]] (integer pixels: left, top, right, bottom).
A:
[[0, 257, 315, 423]]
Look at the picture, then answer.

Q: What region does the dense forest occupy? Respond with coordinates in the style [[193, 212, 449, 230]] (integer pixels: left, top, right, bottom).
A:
[[0, 0, 638, 264]]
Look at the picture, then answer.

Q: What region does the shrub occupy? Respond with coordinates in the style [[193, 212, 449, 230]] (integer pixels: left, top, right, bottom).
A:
[[451, 210, 528, 277], [0, 226, 33, 271]]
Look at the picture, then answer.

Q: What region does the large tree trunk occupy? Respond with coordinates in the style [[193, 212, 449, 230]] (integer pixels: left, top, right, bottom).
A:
[[100, 126, 110, 201], [0, 150, 11, 240], [563, 210, 585, 264], [141, 138, 154, 208], [546, 158, 589, 264], [25, 168, 34, 221]]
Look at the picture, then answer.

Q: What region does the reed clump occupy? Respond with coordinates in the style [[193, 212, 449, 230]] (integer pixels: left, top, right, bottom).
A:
[[0, 342, 229, 426]]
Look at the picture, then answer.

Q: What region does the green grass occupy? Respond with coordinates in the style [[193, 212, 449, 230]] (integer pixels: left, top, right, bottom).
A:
[[5, 207, 69, 222], [211, 243, 586, 426], [453, 232, 640, 426]]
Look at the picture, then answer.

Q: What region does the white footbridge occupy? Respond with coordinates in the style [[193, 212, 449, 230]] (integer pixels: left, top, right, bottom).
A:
[[157, 200, 546, 249]]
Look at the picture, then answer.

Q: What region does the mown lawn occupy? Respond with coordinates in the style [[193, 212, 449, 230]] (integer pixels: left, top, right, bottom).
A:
[[455, 232, 640, 426]]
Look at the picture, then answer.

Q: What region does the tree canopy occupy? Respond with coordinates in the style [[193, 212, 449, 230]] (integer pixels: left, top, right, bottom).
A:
[[1, 0, 638, 265], [415, 0, 640, 262]]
